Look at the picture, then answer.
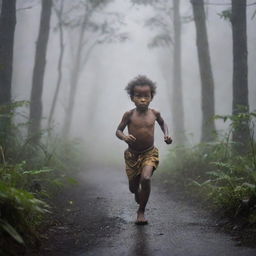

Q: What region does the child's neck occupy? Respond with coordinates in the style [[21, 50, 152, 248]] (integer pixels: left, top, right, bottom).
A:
[[136, 107, 149, 113]]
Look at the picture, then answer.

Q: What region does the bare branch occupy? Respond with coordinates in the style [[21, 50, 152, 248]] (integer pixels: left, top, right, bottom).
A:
[[148, 33, 173, 48]]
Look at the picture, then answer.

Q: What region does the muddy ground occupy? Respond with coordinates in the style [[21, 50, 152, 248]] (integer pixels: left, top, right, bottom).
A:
[[26, 165, 256, 256]]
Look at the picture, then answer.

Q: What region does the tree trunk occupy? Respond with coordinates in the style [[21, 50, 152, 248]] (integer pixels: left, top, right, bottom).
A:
[[172, 0, 186, 145], [29, 0, 52, 142], [231, 0, 250, 151], [48, 0, 65, 131], [0, 0, 16, 151], [62, 54, 81, 138], [62, 14, 88, 138], [191, 0, 216, 142]]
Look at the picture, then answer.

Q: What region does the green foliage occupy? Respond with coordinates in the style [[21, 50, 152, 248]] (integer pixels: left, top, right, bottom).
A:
[[0, 180, 50, 245], [0, 100, 29, 116], [215, 108, 255, 155], [0, 101, 86, 250], [193, 156, 256, 216], [0, 219, 24, 244], [161, 111, 256, 221], [214, 107, 255, 130], [218, 9, 232, 21]]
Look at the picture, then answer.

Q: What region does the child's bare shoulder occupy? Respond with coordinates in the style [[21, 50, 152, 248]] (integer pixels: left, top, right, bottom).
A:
[[150, 108, 161, 117], [122, 108, 135, 119]]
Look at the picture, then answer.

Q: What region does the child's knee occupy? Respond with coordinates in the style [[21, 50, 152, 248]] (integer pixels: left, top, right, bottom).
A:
[[140, 175, 151, 189]]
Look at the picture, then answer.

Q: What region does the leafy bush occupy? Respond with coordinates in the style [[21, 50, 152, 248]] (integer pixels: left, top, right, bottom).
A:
[[161, 111, 256, 221], [0, 181, 50, 244], [0, 102, 84, 251]]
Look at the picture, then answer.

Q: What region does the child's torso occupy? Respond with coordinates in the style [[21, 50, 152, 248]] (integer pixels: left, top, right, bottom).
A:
[[127, 108, 156, 152]]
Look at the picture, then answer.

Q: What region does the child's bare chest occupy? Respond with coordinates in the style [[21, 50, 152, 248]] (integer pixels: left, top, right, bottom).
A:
[[129, 110, 156, 128]]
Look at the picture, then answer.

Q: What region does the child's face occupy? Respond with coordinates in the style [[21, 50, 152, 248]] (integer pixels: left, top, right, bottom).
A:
[[132, 85, 152, 111]]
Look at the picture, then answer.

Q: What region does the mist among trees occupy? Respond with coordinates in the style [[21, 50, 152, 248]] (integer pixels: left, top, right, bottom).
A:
[[0, 0, 256, 254]]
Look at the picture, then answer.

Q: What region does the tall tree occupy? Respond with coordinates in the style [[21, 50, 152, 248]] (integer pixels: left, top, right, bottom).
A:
[[191, 0, 216, 142], [0, 0, 16, 151], [47, 0, 65, 131], [132, 0, 187, 145], [231, 0, 250, 150], [61, 2, 90, 138], [172, 0, 186, 144], [29, 0, 52, 142], [62, 0, 127, 137]]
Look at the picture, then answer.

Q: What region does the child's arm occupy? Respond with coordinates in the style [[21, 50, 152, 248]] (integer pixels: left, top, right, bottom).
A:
[[116, 111, 136, 144], [154, 110, 172, 144]]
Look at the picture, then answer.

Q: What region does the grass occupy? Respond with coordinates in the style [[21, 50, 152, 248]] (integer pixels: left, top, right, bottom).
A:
[[160, 111, 256, 223]]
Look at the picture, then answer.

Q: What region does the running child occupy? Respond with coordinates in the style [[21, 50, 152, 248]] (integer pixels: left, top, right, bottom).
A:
[[116, 75, 172, 225]]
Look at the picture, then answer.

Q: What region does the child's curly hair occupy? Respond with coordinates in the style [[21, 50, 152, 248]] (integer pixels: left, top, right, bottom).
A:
[[125, 75, 157, 98]]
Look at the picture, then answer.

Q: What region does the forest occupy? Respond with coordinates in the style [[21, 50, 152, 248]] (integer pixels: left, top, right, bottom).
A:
[[0, 0, 256, 255]]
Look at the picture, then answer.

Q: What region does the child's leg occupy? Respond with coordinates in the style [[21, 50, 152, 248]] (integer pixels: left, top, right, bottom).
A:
[[129, 175, 141, 204], [137, 165, 153, 223]]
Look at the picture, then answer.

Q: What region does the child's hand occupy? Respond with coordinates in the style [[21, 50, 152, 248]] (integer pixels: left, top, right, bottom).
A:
[[164, 136, 172, 144], [124, 134, 136, 144]]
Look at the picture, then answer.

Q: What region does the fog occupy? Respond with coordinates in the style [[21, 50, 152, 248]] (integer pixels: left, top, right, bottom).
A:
[[12, 0, 256, 164]]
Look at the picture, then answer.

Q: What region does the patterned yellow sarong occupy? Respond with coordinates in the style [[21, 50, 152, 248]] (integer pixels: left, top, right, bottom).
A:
[[124, 146, 159, 181]]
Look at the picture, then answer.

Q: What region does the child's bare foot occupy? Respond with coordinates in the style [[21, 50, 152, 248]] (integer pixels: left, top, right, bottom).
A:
[[135, 210, 148, 225]]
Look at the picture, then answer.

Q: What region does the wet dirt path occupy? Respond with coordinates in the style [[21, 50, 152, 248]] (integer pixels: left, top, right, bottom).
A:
[[31, 165, 256, 256]]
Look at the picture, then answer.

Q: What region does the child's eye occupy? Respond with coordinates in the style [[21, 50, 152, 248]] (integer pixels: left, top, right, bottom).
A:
[[134, 95, 150, 98]]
